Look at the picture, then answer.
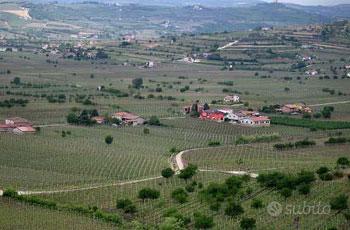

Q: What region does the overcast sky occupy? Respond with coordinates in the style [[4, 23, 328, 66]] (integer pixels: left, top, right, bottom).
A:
[[267, 0, 350, 5]]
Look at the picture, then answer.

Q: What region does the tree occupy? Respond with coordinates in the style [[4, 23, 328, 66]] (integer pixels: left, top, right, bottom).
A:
[[105, 135, 113, 145], [193, 212, 214, 229], [251, 199, 264, 209], [337, 157, 350, 168], [316, 166, 330, 175], [171, 188, 188, 204], [162, 168, 175, 179], [240, 217, 256, 230], [132, 78, 143, 89], [178, 164, 198, 182], [330, 194, 348, 211], [149, 116, 161, 126], [159, 217, 185, 230], [280, 188, 292, 200], [298, 183, 311, 195], [12, 77, 21, 85], [138, 188, 160, 201], [67, 113, 79, 124], [143, 128, 150, 134], [225, 202, 244, 217]]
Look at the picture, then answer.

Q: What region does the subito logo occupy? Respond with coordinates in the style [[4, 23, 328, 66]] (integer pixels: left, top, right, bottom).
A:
[[267, 201, 283, 217]]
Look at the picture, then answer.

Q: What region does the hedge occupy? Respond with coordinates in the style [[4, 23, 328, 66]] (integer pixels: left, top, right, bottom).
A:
[[271, 116, 350, 130]]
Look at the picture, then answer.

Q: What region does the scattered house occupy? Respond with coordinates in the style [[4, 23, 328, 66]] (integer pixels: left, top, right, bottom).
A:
[[5, 117, 33, 127], [112, 112, 144, 126], [0, 117, 35, 134], [240, 116, 270, 127], [223, 95, 240, 104], [144, 61, 154, 68], [91, 116, 106, 124], [305, 70, 318, 76], [13, 126, 36, 134], [277, 103, 312, 114], [200, 110, 225, 122]]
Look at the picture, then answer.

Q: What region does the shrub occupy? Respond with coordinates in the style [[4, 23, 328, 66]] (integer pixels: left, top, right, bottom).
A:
[[208, 141, 220, 146], [251, 199, 264, 209], [171, 188, 188, 204], [240, 217, 256, 230], [149, 116, 161, 126], [316, 166, 330, 175], [193, 212, 214, 229], [330, 194, 348, 211], [161, 168, 175, 179], [105, 135, 113, 145], [225, 202, 244, 217], [271, 116, 350, 130], [138, 188, 160, 200]]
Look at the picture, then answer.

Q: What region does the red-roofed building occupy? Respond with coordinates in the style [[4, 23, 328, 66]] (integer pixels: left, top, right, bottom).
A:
[[13, 126, 36, 134], [200, 110, 225, 122]]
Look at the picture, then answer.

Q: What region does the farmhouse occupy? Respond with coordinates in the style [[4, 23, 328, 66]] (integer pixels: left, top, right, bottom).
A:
[[240, 116, 270, 127], [200, 110, 225, 122], [112, 112, 144, 126], [278, 103, 312, 114], [223, 95, 240, 103], [5, 117, 32, 127], [0, 117, 36, 134]]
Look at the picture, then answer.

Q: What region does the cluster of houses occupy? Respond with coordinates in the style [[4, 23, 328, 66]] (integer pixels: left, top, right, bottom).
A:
[[183, 103, 270, 127], [92, 112, 145, 126], [0, 117, 36, 134]]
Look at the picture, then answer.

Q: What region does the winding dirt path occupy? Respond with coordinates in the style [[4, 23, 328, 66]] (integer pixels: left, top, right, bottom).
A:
[[173, 146, 259, 178]]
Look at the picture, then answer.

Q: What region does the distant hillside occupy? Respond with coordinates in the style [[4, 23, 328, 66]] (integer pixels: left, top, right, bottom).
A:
[[287, 4, 350, 19]]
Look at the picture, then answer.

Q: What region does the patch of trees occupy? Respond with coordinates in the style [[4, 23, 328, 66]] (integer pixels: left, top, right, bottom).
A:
[[47, 94, 66, 103], [3, 188, 121, 225], [274, 138, 316, 150], [0, 99, 29, 108], [325, 137, 349, 144], [67, 109, 99, 126], [271, 116, 350, 130], [257, 170, 316, 198], [102, 88, 129, 97]]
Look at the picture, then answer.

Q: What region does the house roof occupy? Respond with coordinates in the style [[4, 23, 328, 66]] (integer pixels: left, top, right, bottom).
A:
[[250, 116, 270, 122], [114, 112, 140, 120], [15, 126, 36, 132], [6, 117, 30, 123]]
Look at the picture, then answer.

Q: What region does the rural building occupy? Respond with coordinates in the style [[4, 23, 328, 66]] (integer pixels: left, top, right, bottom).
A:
[[240, 116, 270, 127], [1, 117, 35, 133], [13, 126, 36, 134], [5, 117, 32, 127], [112, 112, 144, 126], [200, 110, 225, 122], [223, 95, 240, 103], [277, 103, 312, 114]]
